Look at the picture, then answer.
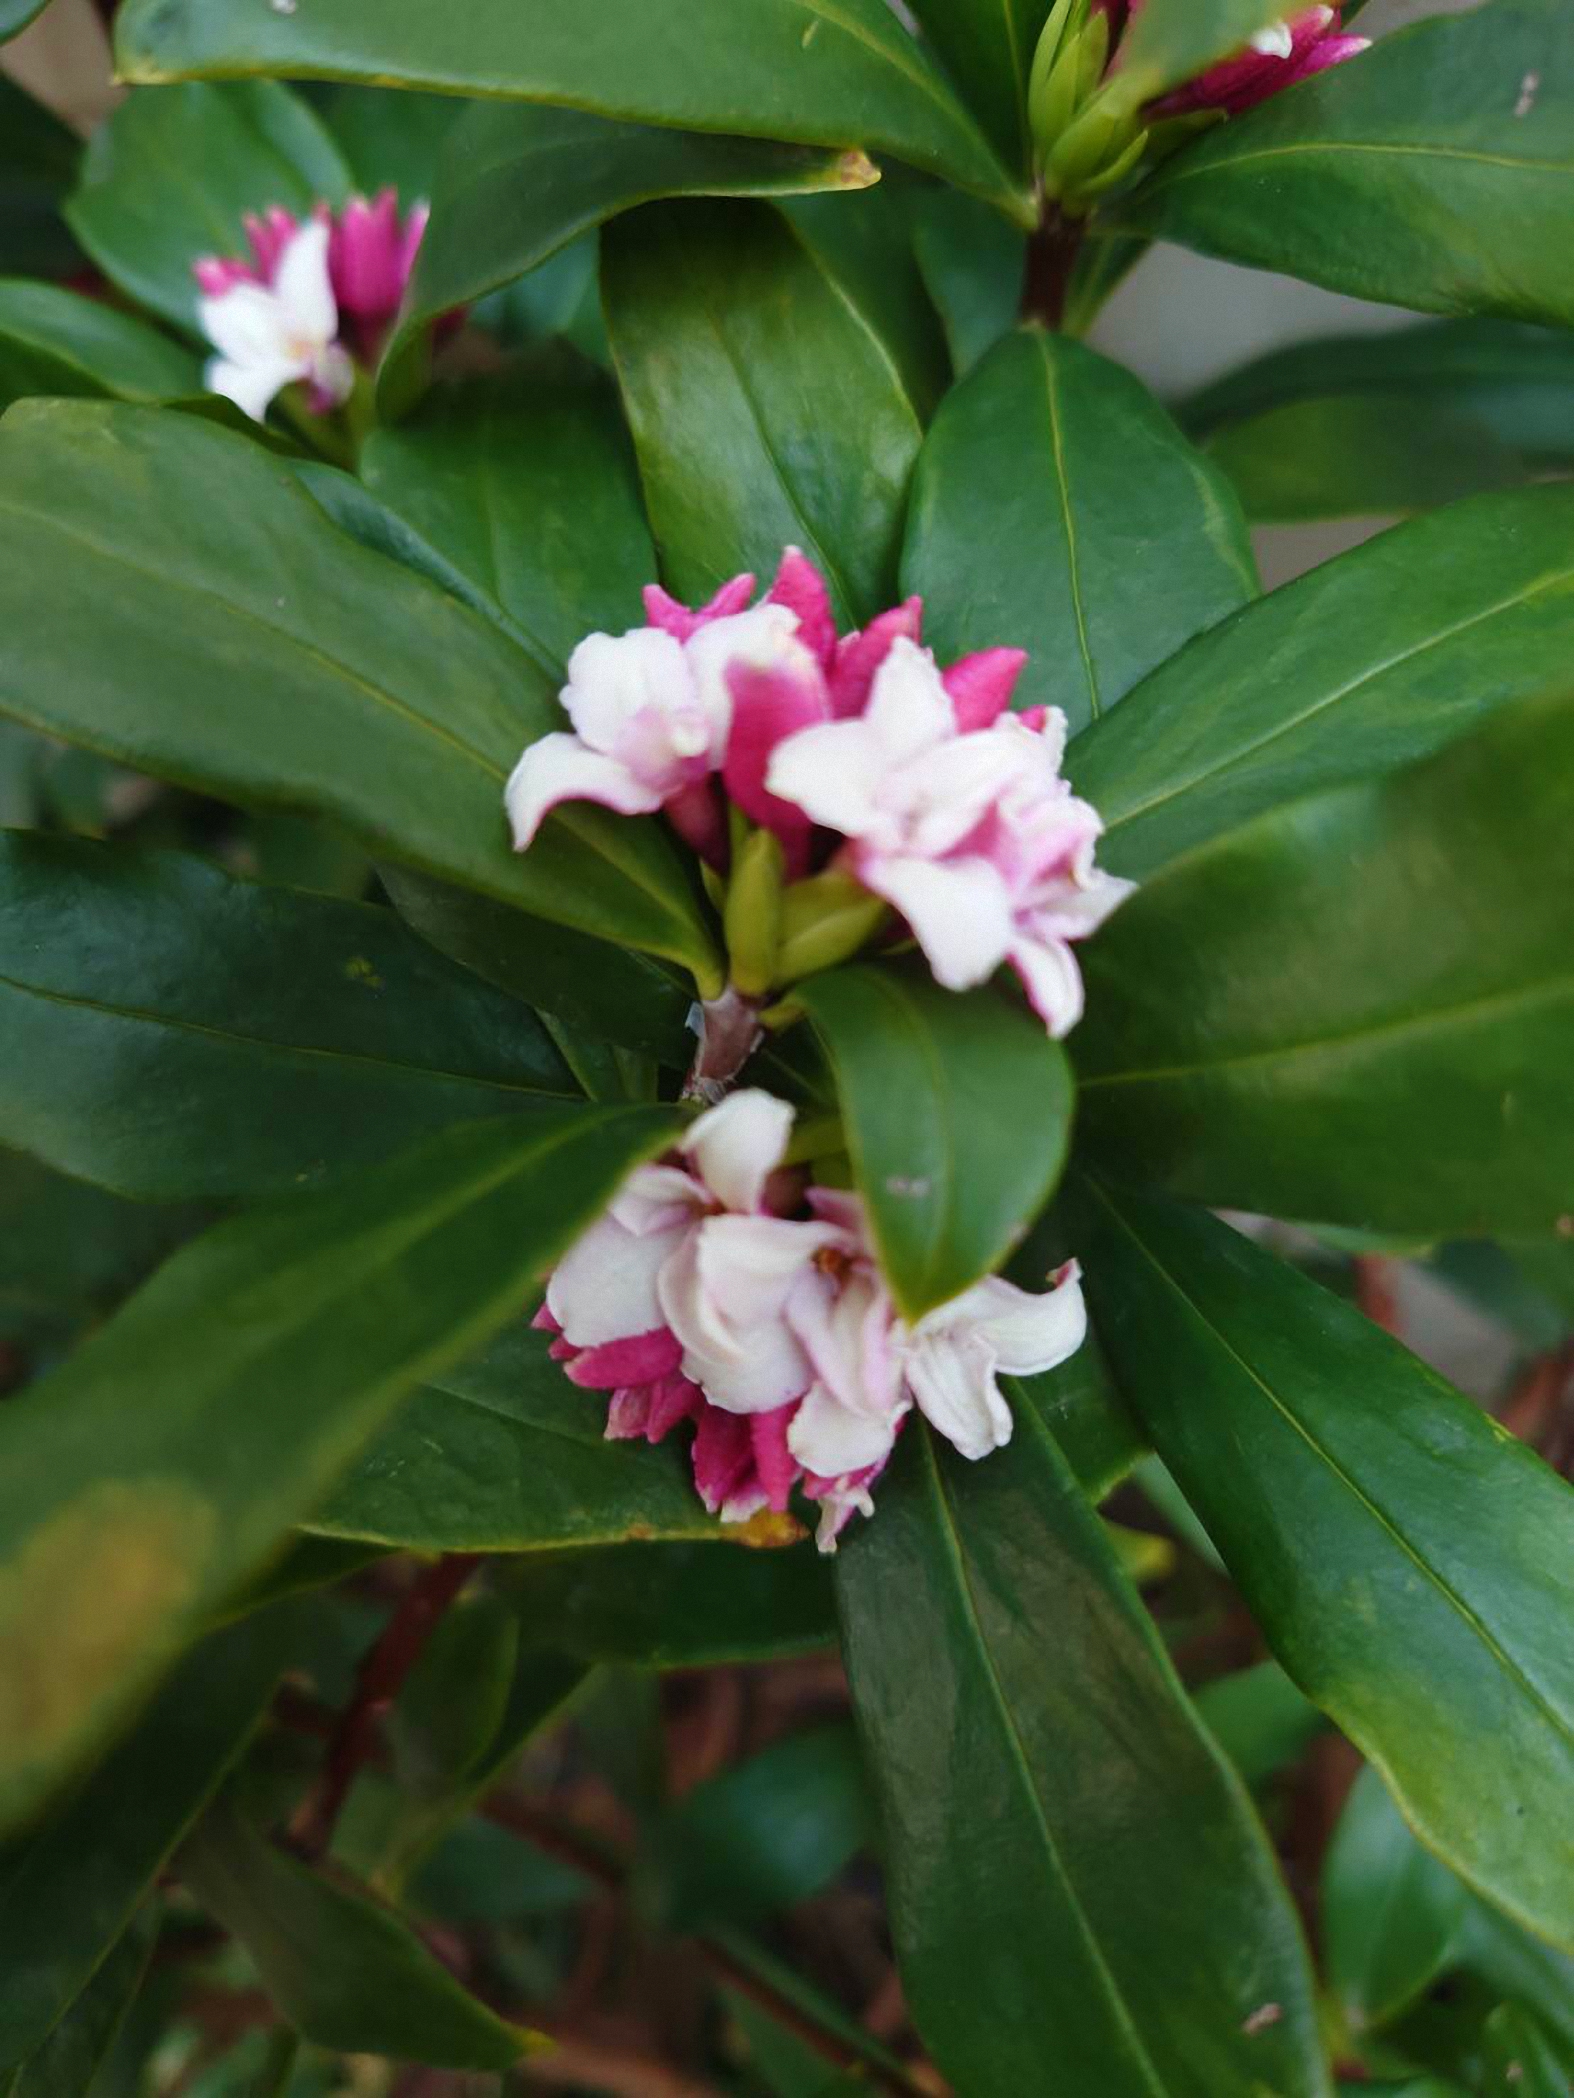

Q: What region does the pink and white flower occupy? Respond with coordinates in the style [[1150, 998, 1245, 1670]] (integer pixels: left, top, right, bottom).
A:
[[193, 188, 427, 421], [1096, 2, 1369, 115], [767, 639, 1133, 1035], [539, 1089, 1088, 1548]]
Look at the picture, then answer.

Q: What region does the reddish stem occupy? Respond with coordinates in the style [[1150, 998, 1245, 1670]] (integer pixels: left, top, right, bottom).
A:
[[287, 1552, 480, 1860], [1019, 209, 1085, 329]]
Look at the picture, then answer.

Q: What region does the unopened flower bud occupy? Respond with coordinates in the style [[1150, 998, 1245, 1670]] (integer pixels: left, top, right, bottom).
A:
[[724, 825, 786, 997], [774, 869, 890, 985]]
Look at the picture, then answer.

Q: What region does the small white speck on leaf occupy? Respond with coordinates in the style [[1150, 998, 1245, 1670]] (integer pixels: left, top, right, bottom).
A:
[[1557, 1214, 1574, 1238], [1504, 2061, 1524, 2084], [1514, 69, 1540, 116], [1241, 2003, 1282, 2036], [801, 19, 819, 47], [884, 1175, 931, 1199], [270, 0, 298, 14]]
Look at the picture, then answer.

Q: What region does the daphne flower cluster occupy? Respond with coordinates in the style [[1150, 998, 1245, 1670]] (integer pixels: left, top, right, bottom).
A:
[[539, 1091, 1086, 1549], [193, 190, 427, 423], [506, 549, 1132, 1039]]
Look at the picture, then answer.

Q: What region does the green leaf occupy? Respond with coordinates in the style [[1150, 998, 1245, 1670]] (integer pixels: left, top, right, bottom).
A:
[[900, 0, 1040, 171], [310, 1316, 728, 1554], [1323, 1768, 1469, 2033], [1481, 2006, 1570, 2098], [0, 1103, 677, 1834], [1194, 1662, 1325, 1790], [636, 1724, 870, 1932], [603, 199, 924, 629], [0, 1608, 297, 2070], [3, 1912, 155, 2098], [113, 0, 1029, 223], [314, 84, 461, 196], [836, 1413, 1327, 2098], [179, 1793, 530, 2069], [1077, 1180, 1574, 1954], [782, 179, 951, 423], [0, 833, 587, 1200], [1182, 322, 1574, 522], [1114, 0, 1292, 100], [384, 104, 879, 409], [1456, 1893, 1574, 2057], [1121, 0, 1574, 327], [361, 351, 654, 673], [66, 82, 351, 332], [0, 282, 200, 415], [1075, 692, 1574, 1236], [795, 963, 1074, 1319], [1009, 1331, 1147, 1502], [0, 78, 81, 279], [0, 401, 721, 982], [902, 328, 1256, 735], [378, 865, 694, 1070], [909, 187, 1024, 377], [499, 1541, 837, 1668], [1072, 479, 1574, 883]]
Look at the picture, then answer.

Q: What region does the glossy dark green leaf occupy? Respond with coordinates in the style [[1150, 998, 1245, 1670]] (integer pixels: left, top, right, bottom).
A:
[[0, 1608, 297, 2070], [0, 78, 81, 279], [1323, 1768, 1469, 2033], [180, 1793, 529, 2069], [604, 199, 924, 628], [1009, 1332, 1147, 1502], [795, 963, 1074, 1319], [0, 1103, 676, 1834], [1075, 692, 1574, 1236], [1113, 0, 1292, 100], [1481, 2007, 1569, 2098], [1079, 1181, 1574, 1953], [901, 0, 1039, 171], [1072, 482, 1574, 881], [67, 82, 351, 331], [1122, 0, 1574, 327], [0, 1146, 204, 1362], [1194, 1662, 1324, 1790], [0, 834, 584, 1200], [637, 1724, 871, 1932], [837, 1412, 1326, 2098], [311, 1317, 727, 1553], [1456, 1893, 1574, 2057], [315, 84, 460, 196], [114, 0, 1028, 222], [782, 179, 951, 422], [0, 282, 200, 415], [1183, 322, 1574, 522], [500, 1541, 836, 1668], [361, 352, 654, 673], [3, 1912, 155, 2098], [909, 186, 1024, 376], [0, 402, 721, 982], [379, 865, 694, 1069], [903, 328, 1256, 734], [384, 104, 879, 407]]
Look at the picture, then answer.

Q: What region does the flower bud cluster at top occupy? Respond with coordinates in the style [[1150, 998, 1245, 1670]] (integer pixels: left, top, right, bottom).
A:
[[506, 549, 1133, 1043], [538, 1090, 1087, 1551], [192, 190, 429, 424], [1031, 2, 1370, 215]]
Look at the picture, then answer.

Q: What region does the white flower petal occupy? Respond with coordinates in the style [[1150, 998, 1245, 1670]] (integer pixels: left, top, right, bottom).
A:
[[272, 217, 338, 345], [505, 732, 665, 847], [903, 1329, 1014, 1461], [1249, 19, 1295, 57], [204, 352, 302, 424], [1007, 932, 1085, 1037], [547, 1210, 688, 1346], [686, 603, 806, 754], [765, 717, 895, 844], [863, 636, 956, 761], [199, 283, 298, 368], [661, 1215, 835, 1413], [918, 1269, 1086, 1378], [861, 852, 1014, 991], [561, 628, 697, 757], [897, 728, 1040, 859], [788, 1381, 904, 1477], [681, 1089, 793, 1213]]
